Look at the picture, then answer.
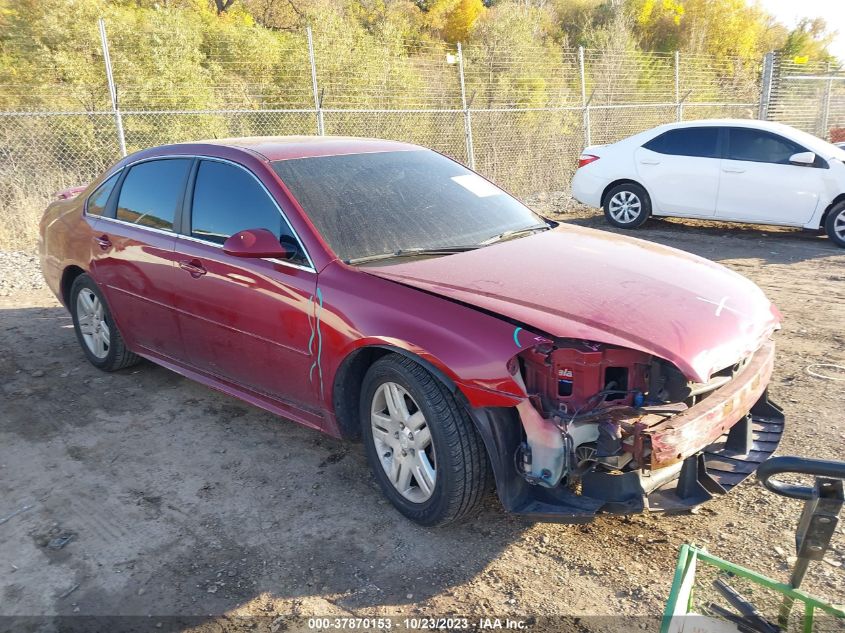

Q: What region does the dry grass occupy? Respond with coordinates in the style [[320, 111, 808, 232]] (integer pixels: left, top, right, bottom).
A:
[[1, 192, 45, 251]]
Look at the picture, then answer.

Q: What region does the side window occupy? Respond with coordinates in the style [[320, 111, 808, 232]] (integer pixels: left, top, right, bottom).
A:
[[116, 159, 191, 231], [86, 173, 120, 217], [643, 127, 719, 158], [190, 160, 307, 264], [727, 128, 802, 164]]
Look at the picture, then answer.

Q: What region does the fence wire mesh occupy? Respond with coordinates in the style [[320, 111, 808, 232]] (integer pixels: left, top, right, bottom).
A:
[[767, 55, 845, 141], [1, 19, 838, 249]]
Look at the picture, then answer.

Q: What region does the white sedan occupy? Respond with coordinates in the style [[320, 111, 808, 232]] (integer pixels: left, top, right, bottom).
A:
[[571, 119, 845, 247]]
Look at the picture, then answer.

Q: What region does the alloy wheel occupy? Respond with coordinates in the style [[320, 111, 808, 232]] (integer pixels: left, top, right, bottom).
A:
[[370, 381, 437, 503], [835, 208, 845, 241], [76, 288, 110, 359], [608, 191, 642, 224]]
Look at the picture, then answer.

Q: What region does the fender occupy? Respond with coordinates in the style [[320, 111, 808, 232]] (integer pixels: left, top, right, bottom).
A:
[[315, 261, 555, 437]]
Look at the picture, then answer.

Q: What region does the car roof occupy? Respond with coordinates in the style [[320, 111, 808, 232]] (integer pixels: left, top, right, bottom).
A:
[[653, 118, 801, 134], [181, 135, 422, 161]]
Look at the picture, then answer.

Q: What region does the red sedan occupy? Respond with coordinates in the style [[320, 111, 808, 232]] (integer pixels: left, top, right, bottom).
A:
[[40, 137, 784, 525]]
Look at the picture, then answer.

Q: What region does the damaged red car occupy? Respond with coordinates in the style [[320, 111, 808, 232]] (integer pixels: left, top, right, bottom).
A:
[[39, 137, 784, 526]]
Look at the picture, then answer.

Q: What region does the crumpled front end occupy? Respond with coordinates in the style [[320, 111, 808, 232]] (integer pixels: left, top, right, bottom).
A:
[[470, 338, 784, 522]]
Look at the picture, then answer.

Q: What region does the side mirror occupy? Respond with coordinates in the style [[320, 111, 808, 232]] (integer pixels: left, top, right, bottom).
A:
[[789, 151, 816, 166], [223, 228, 289, 259]]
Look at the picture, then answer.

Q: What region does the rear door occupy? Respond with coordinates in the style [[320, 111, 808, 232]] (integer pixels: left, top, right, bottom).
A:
[[172, 158, 320, 418], [91, 158, 191, 360], [634, 126, 721, 217], [716, 127, 823, 225]]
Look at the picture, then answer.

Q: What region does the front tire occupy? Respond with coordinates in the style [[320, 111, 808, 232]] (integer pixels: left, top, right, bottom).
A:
[[70, 274, 141, 371], [360, 354, 491, 526], [824, 200, 845, 248], [603, 182, 651, 229]]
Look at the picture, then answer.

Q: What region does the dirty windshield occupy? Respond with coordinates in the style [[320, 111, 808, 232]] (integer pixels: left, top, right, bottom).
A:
[[272, 149, 545, 263]]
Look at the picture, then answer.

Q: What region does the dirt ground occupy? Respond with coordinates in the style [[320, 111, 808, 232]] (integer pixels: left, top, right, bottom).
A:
[[1, 206, 844, 632]]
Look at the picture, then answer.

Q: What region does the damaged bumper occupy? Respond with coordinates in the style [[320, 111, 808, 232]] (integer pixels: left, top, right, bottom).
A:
[[469, 340, 784, 523]]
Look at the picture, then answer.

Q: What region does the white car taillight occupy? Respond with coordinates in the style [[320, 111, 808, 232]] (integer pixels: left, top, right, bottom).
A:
[[578, 154, 600, 168]]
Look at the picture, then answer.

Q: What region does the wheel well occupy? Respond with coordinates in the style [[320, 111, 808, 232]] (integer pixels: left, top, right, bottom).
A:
[[600, 179, 650, 208], [820, 194, 845, 228], [331, 345, 459, 440], [60, 265, 86, 307]]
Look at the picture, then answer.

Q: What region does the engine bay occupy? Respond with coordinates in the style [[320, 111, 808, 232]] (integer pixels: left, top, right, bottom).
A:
[[514, 340, 751, 489]]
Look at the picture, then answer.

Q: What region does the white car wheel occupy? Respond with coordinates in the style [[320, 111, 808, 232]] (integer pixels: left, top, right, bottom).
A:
[[602, 183, 651, 229]]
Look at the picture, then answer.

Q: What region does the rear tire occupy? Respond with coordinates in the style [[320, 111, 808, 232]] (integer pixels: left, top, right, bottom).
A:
[[360, 354, 491, 526], [824, 200, 845, 248], [70, 274, 141, 371], [603, 182, 651, 229]]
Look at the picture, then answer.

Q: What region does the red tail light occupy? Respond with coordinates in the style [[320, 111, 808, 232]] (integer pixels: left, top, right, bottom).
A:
[[578, 154, 600, 168]]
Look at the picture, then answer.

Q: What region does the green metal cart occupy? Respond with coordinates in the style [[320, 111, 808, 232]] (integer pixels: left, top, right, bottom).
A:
[[662, 457, 845, 633]]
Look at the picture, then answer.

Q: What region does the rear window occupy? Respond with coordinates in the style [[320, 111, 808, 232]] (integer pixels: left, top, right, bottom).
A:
[[116, 159, 191, 231], [643, 127, 719, 158], [272, 150, 541, 262], [86, 173, 120, 217]]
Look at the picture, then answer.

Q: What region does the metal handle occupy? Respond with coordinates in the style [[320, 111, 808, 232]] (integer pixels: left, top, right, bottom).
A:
[[93, 234, 112, 250], [723, 167, 746, 173], [179, 259, 207, 278], [756, 456, 845, 500], [639, 159, 660, 165]]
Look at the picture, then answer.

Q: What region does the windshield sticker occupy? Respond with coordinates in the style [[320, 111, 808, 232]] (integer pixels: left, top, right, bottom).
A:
[[513, 327, 523, 348], [451, 174, 503, 198]]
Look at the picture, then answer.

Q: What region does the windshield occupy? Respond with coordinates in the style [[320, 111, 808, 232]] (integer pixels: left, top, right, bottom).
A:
[[272, 150, 545, 262]]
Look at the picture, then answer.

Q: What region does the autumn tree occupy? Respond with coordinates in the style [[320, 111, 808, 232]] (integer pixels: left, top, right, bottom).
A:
[[424, 0, 485, 43]]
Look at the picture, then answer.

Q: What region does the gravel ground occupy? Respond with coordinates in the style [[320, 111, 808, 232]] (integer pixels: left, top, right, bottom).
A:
[[1, 206, 844, 632], [0, 250, 45, 296]]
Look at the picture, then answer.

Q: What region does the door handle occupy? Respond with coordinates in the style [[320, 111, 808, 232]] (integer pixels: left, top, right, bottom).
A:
[[93, 234, 112, 250], [639, 159, 660, 165], [722, 167, 746, 173], [179, 259, 207, 278]]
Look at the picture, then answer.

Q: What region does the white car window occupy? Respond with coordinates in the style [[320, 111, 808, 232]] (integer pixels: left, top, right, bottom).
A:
[[726, 128, 804, 165], [642, 127, 719, 158]]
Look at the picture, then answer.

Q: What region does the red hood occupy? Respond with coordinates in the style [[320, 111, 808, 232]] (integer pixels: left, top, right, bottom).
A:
[[363, 225, 780, 383]]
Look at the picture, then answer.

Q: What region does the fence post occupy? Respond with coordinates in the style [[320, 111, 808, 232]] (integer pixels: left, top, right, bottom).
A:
[[674, 50, 682, 122], [758, 51, 775, 120], [578, 46, 590, 147], [457, 43, 475, 170], [819, 62, 833, 139], [306, 26, 325, 136], [98, 18, 126, 157]]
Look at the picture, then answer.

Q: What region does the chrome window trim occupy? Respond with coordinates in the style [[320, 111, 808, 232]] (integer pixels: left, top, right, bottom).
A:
[[115, 154, 317, 272], [175, 232, 316, 274], [187, 155, 315, 271], [111, 156, 193, 231], [94, 153, 317, 273], [98, 214, 177, 237]]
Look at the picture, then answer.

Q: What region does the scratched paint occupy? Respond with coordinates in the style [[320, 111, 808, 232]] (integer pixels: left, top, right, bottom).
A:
[[308, 287, 325, 399], [696, 295, 740, 317]]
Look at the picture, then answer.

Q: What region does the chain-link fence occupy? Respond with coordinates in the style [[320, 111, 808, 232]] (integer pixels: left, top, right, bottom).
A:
[[1, 18, 829, 248], [763, 53, 845, 142]]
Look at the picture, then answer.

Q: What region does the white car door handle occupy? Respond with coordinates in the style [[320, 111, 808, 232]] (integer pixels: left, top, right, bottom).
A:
[[639, 159, 660, 165], [723, 167, 746, 173]]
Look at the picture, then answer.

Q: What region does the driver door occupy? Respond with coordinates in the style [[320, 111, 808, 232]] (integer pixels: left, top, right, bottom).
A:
[[172, 158, 320, 418], [716, 127, 823, 225]]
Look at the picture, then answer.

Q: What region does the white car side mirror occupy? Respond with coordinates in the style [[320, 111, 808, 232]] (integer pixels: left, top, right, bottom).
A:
[[789, 151, 816, 166]]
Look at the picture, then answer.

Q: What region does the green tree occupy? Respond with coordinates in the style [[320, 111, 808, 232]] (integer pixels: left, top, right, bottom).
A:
[[779, 18, 835, 64]]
